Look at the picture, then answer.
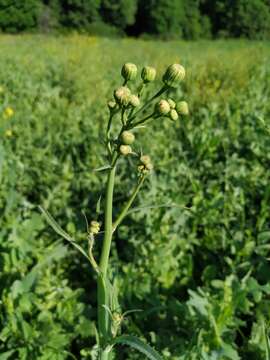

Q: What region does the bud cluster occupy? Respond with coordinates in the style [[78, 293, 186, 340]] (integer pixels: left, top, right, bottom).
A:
[[90, 221, 100, 235], [154, 97, 189, 121], [118, 130, 135, 156], [114, 86, 140, 109], [138, 155, 153, 174]]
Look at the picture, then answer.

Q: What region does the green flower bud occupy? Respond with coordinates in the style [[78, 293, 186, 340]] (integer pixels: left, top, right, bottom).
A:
[[145, 162, 154, 171], [121, 63, 137, 81], [168, 98, 176, 109], [108, 100, 117, 111], [141, 66, 156, 83], [90, 221, 100, 234], [163, 64, 185, 88], [155, 99, 170, 116], [129, 94, 140, 108], [176, 101, 189, 115], [114, 86, 131, 107], [119, 144, 132, 155], [140, 155, 151, 166], [121, 130, 135, 145], [170, 109, 179, 121]]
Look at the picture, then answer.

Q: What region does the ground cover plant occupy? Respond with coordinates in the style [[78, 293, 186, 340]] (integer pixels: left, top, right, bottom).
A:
[[0, 36, 270, 359]]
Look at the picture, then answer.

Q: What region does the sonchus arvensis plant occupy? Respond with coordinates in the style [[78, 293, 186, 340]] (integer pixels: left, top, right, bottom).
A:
[[40, 61, 188, 360]]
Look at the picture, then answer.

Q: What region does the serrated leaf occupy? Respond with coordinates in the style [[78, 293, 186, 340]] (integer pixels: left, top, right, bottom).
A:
[[112, 335, 163, 360]]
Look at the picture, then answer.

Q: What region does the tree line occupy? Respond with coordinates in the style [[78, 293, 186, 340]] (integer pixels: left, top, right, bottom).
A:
[[0, 0, 270, 39]]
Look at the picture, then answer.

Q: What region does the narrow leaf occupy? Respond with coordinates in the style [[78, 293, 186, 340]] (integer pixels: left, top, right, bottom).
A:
[[112, 335, 163, 360], [39, 206, 91, 263], [94, 165, 112, 172], [96, 195, 102, 215]]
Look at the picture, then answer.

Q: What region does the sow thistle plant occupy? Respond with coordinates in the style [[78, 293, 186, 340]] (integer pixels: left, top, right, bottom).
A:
[[40, 61, 188, 359]]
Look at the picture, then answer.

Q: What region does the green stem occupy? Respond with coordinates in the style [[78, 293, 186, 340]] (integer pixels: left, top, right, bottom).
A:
[[97, 152, 118, 355], [127, 85, 167, 124], [112, 175, 146, 232]]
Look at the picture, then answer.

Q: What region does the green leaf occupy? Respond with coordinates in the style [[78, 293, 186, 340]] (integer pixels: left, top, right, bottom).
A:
[[112, 335, 163, 360], [39, 206, 91, 263], [0, 350, 16, 360], [94, 165, 111, 172]]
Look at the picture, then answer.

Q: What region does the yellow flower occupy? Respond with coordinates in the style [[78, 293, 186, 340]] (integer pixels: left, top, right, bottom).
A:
[[5, 129, 13, 137], [4, 107, 14, 118]]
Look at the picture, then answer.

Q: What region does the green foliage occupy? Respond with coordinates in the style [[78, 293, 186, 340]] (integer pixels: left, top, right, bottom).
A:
[[138, 0, 184, 38], [203, 0, 270, 39], [0, 36, 270, 359], [60, 0, 101, 29], [0, 0, 40, 33], [100, 0, 138, 29]]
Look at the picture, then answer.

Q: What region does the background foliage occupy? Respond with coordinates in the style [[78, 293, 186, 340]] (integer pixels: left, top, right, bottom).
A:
[[0, 0, 270, 39], [0, 36, 270, 359]]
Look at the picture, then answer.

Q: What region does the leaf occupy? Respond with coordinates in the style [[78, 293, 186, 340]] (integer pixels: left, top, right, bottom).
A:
[[96, 195, 102, 215], [94, 165, 111, 172], [39, 206, 91, 263], [112, 335, 163, 360], [0, 350, 16, 360]]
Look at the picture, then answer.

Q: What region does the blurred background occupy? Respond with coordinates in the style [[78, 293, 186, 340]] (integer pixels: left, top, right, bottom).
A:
[[0, 1, 270, 360], [0, 0, 270, 39]]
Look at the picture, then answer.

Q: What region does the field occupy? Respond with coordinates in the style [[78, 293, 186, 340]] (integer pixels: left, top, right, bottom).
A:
[[1, 35, 270, 359]]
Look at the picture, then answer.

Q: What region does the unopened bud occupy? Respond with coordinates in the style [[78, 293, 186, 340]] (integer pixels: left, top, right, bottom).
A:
[[129, 94, 140, 108], [176, 101, 189, 115], [108, 100, 117, 111], [140, 155, 151, 166], [170, 109, 179, 121], [119, 145, 132, 156], [155, 99, 170, 116], [114, 86, 131, 107], [121, 63, 137, 81], [145, 162, 153, 171], [121, 131, 135, 145], [168, 99, 176, 109], [141, 66, 156, 83], [90, 221, 100, 234], [163, 64, 185, 88]]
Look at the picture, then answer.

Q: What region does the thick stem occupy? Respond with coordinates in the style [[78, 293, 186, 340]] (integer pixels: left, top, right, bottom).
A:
[[97, 153, 117, 354]]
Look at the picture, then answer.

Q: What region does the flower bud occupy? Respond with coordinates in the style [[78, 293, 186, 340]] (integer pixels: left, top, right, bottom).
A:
[[119, 145, 132, 156], [176, 101, 189, 115], [170, 109, 179, 121], [108, 100, 117, 111], [121, 63, 137, 82], [114, 86, 131, 107], [140, 155, 151, 166], [129, 94, 140, 108], [145, 162, 153, 171], [163, 64, 185, 88], [90, 221, 100, 234], [141, 66, 156, 83], [121, 131, 135, 145], [155, 99, 170, 116], [168, 99, 176, 109]]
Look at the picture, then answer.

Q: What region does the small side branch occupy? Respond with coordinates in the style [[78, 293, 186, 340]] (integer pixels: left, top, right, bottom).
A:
[[112, 175, 146, 232]]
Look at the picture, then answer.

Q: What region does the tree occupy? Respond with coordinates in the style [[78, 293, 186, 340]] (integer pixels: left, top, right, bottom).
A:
[[137, 0, 185, 38], [61, 0, 101, 29], [100, 0, 138, 30], [0, 0, 40, 33]]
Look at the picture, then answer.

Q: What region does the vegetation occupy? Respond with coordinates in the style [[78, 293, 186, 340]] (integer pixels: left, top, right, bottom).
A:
[[0, 0, 270, 39], [0, 36, 270, 359]]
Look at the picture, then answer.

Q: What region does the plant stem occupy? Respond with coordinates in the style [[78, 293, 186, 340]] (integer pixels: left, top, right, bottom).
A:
[[127, 85, 168, 124], [112, 175, 146, 232], [98, 152, 118, 358]]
